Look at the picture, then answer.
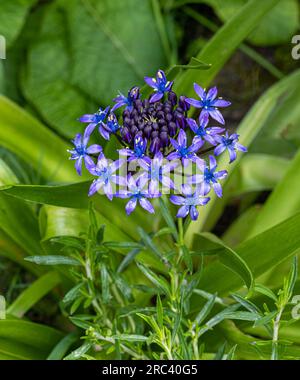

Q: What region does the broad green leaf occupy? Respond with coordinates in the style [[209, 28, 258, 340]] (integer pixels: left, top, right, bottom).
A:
[[231, 154, 290, 197], [22, 0, 167, 136], [7, 271, 61, 318], [256, 81, 300, 144], [0, 192, 42, 257], [206, 0, 299, 46], [0, 95, 82, 182], [0, 318, 64, 359], [0, 338, 47, 360], [248, 150, 300, 238], [0, 229, 42, 275], [193, 232, 254, 291], [1, 182, 90, 209], [222, 205, 261, 247], [185, 69, 300, 246], [25, 255, 81, 266], [1, 181, 153, 240], [0, 0, 37, 47], [0, 159, 42, 259], [40, 206, 90, 242], [0, 184, 165, 271], [174, 0, 280, 95], [192, 212, 300, 297]]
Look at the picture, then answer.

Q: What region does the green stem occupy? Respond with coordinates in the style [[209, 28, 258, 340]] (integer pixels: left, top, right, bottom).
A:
[[178, 218, 184, 246], [271, 307, 283, 360]]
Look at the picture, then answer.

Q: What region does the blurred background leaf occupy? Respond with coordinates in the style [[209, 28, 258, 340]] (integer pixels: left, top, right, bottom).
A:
[[205, 0, 299, 46], [21, 0, 168, 137]]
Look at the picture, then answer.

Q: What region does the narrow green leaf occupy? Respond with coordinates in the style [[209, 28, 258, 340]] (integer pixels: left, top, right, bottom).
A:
[[25, 255, 81, 266], [117, 248, 141, 273], [254, 284, 278, 302], [231, 293, 261, 315], [225, 344, 237, 360], [286, 256, 298, 301], [138, 227, 168, 265], [194, 293, 216, 326], [100, 265, 110, 304], [156, 295, 163, 329], [253, 310, 277, 327], [115, 277, 134, 302], [64, 341, 92, 360], [47, 332, 79, 360], [112, 334, 148, 342], [136, 262, 170, 296], [63, 283, 84, 304]]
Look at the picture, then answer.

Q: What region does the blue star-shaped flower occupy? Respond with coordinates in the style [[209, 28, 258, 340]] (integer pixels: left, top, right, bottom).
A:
[[167, 129, 204, 167], [99, 113, 120, 140], [214, 132, 247, 163], [170, 184, 210, 221], [185, 83, 231, 125], [187, 113, 224, 146], [86, 154, 126, 200], [112, 86, 140, 112], [119, 135, 151, 165], [116, 176, 158, 215], [68, 128, 102, 176], [78, 106, 110, 136], [188, 155, 227, 198], [138, 151, 178, 196], [144, 70, 173, 103]]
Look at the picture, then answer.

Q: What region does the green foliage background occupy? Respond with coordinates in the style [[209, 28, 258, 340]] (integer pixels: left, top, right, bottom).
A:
[[1, 0, 300, 360]]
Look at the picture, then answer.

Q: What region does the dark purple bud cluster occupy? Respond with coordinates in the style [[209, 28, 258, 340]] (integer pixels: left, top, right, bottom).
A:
[[121, 92, 190, 154]]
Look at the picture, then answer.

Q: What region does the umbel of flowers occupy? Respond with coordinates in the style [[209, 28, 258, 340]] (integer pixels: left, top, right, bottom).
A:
[[68, 70, 246, 221]]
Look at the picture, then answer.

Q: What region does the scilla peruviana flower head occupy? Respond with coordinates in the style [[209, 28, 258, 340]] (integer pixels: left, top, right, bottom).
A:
[[69, 69, 246, 220]]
